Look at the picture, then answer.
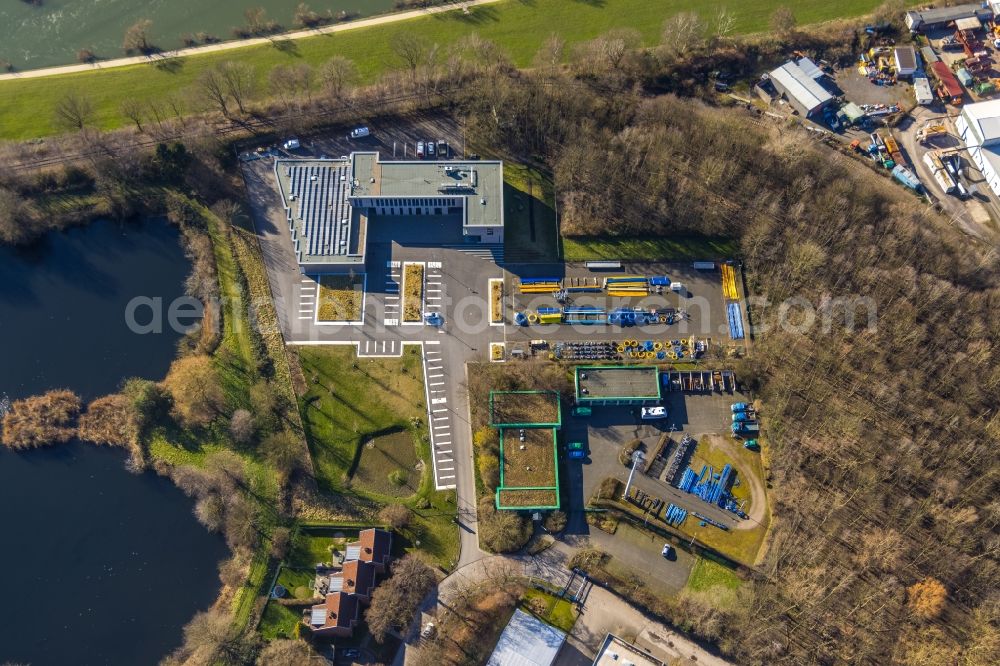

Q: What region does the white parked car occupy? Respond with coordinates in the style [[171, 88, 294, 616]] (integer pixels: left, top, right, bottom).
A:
[[641, 406, 668, 420], [349, 126, 370, 139], [282, 138, 300, 150]]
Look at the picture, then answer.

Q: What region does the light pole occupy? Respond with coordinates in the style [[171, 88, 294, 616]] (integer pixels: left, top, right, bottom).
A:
[[622, 450, 644, 499]]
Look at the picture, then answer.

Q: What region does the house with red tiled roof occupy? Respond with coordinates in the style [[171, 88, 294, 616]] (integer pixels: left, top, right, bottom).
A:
[[307, 592, 360, 638], [331, 560, 377, 603], [346, 528, 392, 573], [303, 527, 394, 639]]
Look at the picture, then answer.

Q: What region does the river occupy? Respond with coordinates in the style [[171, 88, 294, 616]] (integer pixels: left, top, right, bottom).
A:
[[1, 0, 397, 71], [0, 219, 229, 665]]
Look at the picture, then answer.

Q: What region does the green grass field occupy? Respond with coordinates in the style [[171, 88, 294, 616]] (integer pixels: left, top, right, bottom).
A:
[[0, 0, 898, 140], [297, 345, 459, 568], [561, 235, 739, 262], [687, 557, 743, 592], [520, 588, 578, 632]]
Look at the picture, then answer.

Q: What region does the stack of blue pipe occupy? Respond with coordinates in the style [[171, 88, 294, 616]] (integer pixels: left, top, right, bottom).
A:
[[664, 503, 688, 527], [727, 302, 745, 339], [678, 468, 698, 492]]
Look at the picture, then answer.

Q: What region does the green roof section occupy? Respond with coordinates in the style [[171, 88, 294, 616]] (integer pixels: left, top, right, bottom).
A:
[[489, 390, 562, 428], [574, 365, 661, 405], [495, 427, 560, 511]]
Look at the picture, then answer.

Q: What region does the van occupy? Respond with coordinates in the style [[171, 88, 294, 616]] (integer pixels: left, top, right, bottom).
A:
[[282, 138, 300, 150], [348, 126, 370, 139]]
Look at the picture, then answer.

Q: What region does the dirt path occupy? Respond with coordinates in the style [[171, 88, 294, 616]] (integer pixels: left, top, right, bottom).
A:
[[0, 0, 502, 82], [709, 434, 769, 531]]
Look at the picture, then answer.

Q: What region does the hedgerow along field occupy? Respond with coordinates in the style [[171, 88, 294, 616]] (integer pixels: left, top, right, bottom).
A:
[[0, 0, 907, 140]]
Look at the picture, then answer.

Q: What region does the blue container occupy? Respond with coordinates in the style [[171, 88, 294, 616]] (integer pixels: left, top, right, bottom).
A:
[[514, 312, 528, 326]]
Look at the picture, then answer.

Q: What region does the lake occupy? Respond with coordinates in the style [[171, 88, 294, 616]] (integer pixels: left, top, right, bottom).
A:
[[1, 0, 397, 71], [0, 219, 229, 665]]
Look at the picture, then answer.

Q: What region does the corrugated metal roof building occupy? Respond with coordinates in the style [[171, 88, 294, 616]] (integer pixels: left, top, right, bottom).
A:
[[768, 60, 833, 117], [487, 609, 566, 666], [905, 4, 992, 32], [957, 99, 1000, 196]]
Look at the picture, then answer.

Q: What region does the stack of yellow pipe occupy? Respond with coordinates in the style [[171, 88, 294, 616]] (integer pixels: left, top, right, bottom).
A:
[[721, 264, 739, 300], [519, 282, 562, 293]]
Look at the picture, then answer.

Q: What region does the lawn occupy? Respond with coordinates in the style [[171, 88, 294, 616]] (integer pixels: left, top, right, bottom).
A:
[[296, 345, 460, 568], [353, 429, 421, 498], [490, 390, 561, 427], [0, 0, 904, 140], [502, 164, 559, 263], [402, 262, 424, 322], [521, 588, 578, 632], [317, 274, 365, 322], [687, 557, 743, 593], [298, 345, 427, 492], [259, 601, 302, 640], [561, 235, 740, 262]]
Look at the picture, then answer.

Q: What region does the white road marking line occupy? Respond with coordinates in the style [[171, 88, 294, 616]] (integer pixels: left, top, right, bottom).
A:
[[298, 316, 312, 320], [432, 408, 447, 413], [433, 417, 448, 422], [435, 440, 451, 446], [429, 373, 444, 379], [439, 475, 455, 480], [430, 382, 445, 387]]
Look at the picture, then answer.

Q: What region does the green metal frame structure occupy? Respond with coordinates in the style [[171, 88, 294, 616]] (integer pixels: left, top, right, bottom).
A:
[[489, 390, 562, 428], [574, 365, 662, 406], [495, 427, 560, 511]]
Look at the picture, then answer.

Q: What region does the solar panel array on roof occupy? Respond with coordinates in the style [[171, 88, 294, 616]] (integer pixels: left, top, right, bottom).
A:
[[345, 545, 361, 561], [287, 163, 353, 257]]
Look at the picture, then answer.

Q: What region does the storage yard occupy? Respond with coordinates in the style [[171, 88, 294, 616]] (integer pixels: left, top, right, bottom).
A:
[[502, 260, 746, 355]]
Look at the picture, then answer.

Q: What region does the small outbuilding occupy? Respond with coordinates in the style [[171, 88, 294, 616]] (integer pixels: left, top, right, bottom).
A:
[[914, 77, 935, 105], [894, 46, 918, 78]]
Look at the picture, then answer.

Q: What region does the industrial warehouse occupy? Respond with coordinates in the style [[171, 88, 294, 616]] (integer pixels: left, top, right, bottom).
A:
[[274, 152, 504, 272], [956, 99, 1000, 197]]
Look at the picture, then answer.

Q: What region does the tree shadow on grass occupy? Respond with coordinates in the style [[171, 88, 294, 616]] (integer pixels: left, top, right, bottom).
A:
[[150, 55, 184, 74], [270, 38, 301, 57], [432, 4, 501, 25]]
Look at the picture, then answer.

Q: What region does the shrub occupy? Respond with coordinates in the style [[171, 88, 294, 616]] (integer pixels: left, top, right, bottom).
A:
[[1, 390, 81, 449], [543, 510, 567, 534], [478, 497, 533, 553], [379, 504, 412, 530], [77, 394, 136, 446]]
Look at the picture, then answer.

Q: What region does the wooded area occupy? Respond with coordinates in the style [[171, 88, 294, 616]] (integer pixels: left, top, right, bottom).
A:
[[460, 54, 1000, 663]]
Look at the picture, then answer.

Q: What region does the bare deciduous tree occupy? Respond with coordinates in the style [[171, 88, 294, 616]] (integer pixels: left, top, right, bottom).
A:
[[221, 61, 255, 115], [319, 55, 357, 100], [53, 91, 95, 131], [660, 12, 704, 58], [122, 19, 154, 54], [119, 98, 144, 132], [391, 32, 431, 73], [197, 66, 230, 117], [770, 6, 797, 35]]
